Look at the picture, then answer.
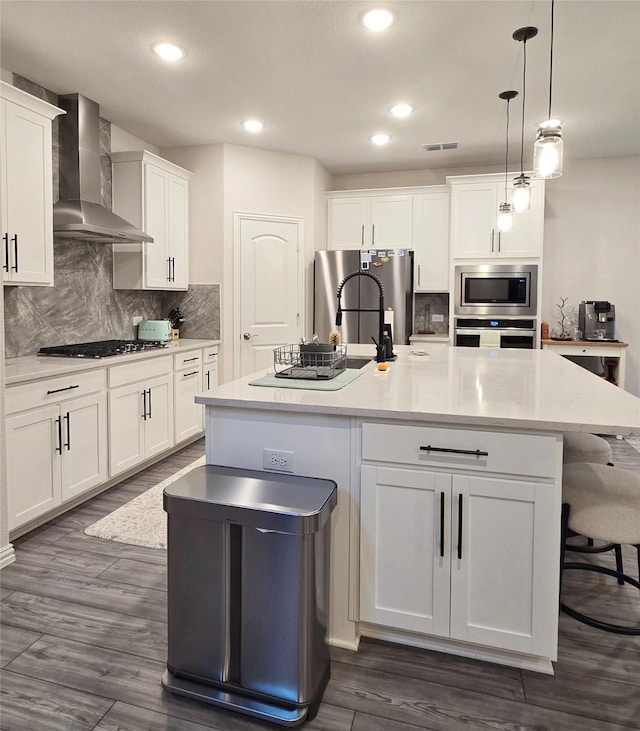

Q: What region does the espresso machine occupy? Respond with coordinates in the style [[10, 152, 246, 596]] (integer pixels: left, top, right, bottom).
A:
[[579, 301, 617, 341]]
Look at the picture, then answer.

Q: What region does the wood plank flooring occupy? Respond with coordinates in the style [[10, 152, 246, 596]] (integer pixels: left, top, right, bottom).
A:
[[2, 436, 639, 730]]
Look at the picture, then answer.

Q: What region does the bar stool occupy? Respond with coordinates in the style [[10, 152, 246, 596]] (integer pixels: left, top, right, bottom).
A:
[[561, 462, 640, 635], [563, 432, 612, 465]]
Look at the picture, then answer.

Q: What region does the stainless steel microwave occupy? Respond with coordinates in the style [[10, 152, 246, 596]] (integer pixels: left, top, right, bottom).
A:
[[454, 263, 538, 317]]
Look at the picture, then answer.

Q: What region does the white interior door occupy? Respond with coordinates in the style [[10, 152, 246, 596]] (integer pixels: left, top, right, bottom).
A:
[[236, 215, 302, 378]]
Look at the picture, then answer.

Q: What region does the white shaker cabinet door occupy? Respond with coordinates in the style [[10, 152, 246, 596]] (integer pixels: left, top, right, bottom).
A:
[[6, 404, 61, 530], [1, 98, 56, 285], [109, 383, 145, 477], [174, 367, 203, 443], [450, 182, 498, 258], [413, 191, 450, 291], [144, 375, 174, 458], [449, 474, 558, 657], [327, 197, 368, 250], [60, 393, 108, 503], [143, 164, 170, 288], [167, 173, 189, 289], [369, 195, 413, 249], [360, 465, 452, 637]]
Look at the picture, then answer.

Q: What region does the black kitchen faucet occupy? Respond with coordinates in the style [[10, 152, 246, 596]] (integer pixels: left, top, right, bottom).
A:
[[335, 270, 395, 362]]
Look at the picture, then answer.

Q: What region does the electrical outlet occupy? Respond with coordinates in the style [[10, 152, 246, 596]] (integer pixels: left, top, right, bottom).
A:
[[263, 448, 294, 473], [432, 314, 444, 322], [133, 315, 143, 326]]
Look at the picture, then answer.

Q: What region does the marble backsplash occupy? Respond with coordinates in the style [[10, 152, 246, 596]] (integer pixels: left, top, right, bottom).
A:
[[3, 74, 220, 358], [413, 293, 450, 335]]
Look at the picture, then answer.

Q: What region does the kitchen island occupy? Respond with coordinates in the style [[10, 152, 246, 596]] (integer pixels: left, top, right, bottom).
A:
[[196, 346, 640, 674]]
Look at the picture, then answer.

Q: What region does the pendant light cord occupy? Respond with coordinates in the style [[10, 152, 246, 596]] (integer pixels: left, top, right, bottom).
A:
[[520, 40, 527, 176], [505, 98, 511, 200], [548, 0, 555, 120]]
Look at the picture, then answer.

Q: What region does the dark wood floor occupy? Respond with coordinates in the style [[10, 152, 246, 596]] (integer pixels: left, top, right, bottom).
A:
[[1, 436, 639, 731]]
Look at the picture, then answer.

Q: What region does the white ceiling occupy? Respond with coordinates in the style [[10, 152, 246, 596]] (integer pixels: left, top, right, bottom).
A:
[[1, 0, 639, 176]]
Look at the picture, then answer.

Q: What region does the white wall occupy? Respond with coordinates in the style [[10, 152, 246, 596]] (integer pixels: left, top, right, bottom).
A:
[[542, 156, 640, 395], [111, 125, 159, 155], [331, 164, 494, 190]]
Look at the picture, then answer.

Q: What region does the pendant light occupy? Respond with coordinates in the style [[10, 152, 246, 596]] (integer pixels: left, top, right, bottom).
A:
[[512, 26, 538, 212], [534, 0, 563, 178], [497, 90, 518, 233]]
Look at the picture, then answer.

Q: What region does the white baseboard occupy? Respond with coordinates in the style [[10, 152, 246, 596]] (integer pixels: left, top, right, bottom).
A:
[[0, 542, 15, 569]]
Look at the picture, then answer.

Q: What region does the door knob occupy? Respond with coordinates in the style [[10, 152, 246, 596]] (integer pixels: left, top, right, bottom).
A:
[[243, 332, 258, 340]]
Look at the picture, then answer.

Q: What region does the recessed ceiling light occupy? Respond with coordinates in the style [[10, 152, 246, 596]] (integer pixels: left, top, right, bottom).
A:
[[370, 133, 391, 146], [153, 43, 185, 62], [362, 9, 396, 31], [242, 119, 264, 133], [390, 103, 413, 118]]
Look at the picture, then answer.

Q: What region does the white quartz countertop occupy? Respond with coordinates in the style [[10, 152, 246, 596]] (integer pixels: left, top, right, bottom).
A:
[[196, 345, 640, 436], [5, 339, 220, 385]]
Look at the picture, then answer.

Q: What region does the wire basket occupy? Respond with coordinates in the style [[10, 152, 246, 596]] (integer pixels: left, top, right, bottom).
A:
[[273, 343, 347, 380]]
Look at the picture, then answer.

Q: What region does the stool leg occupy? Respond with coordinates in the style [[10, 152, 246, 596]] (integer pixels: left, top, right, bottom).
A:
[[614, 545, 624, 585]]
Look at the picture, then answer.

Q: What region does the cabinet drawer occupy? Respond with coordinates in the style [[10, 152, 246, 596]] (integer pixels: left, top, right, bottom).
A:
[[174, 350, 202, 371], [109, 355, 172, 388], [361, 422, 556, 478], [202, 346, 219, 364], [6, 369, 106, 415]]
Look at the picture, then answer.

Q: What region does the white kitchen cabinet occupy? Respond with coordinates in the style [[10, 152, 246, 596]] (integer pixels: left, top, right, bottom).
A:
[[173, 349, 203, 443], [412, 188, 450, 291], [359, 422, 558, 658], [5, 372, 107, 531], [360, 465, 451, 637], [108, 357, 174, 476], [1, 82, 64, 286], [202, 346, 219, 392], [448, 174, 544, 260], [326, 192, 413, 250], [111, 150, 191, 290]]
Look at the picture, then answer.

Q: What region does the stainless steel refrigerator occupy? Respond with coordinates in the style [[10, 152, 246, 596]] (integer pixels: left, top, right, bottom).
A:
[[314, 249, 414, 346]]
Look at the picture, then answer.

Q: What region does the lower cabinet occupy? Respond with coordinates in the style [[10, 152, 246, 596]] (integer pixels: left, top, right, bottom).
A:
[[173, 349, 203, 443], [5, 376, 107, 531], [108, 357, 174, 477], [359, 462, 557, 656]]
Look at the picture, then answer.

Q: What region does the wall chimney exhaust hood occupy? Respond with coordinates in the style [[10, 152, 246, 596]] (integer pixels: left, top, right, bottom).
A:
[[53, 93, 153, 243]]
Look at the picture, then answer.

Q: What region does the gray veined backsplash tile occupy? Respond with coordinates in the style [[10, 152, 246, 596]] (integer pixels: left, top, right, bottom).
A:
[[161, 284, 221, 341], [414, 292, 450, 335]]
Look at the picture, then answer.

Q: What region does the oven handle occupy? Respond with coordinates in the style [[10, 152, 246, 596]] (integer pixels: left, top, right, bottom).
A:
[[455, 328, 536, 336]]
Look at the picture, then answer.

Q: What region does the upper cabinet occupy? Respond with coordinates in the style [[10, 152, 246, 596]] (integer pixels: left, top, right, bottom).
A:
[[448, 173, 544, 260], [327, 192, 413, 250], [111, 150, 191, 290], [412, 188, 450, 292], [1, 82, 65, 286]]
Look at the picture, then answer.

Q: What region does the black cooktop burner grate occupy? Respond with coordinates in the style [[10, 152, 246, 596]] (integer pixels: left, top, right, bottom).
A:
[[38, 339, 168, 358]]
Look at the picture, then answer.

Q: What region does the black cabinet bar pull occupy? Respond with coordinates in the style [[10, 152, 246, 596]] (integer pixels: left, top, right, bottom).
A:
[[183, 357, 199, 363], [46, 384, 80, 395], [3, 233, 8, 272], [147, 388, 152, 419], [420, 445, 488, 457], [361, 224, 364, 247], [167, 257, 172, 282], [183, 370, 199, 377], [64, 412, 70, 450], [206, 371, 210, 390], [457, 494, 463, 560], [55, 416, 62, 454], [371, 223, 375, 246], [172, 257, 176, 281], [11, 234, 18, 272], [440, 491, 445, 558], [142, 389, 147, 420]]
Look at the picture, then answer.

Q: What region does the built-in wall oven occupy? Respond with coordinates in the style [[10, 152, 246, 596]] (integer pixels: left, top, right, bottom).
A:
[[454, 318, 536, 349], [454, 263, 537, 317]]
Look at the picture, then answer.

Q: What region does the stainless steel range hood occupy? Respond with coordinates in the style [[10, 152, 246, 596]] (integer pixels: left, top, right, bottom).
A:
[[53, 93, 153, 243]]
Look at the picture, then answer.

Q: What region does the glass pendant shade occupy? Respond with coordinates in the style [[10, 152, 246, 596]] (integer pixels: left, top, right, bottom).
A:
[[497, 203, 513, 232], [534, 124, 563, 178], [512, 174, 531, 212]]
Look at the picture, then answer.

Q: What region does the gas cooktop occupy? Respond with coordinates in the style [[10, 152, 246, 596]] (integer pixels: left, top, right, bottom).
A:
[[38, 339, 168, 359]]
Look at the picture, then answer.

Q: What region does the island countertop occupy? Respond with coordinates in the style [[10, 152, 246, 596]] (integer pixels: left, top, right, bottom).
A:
[[196, 345, 640, 436]]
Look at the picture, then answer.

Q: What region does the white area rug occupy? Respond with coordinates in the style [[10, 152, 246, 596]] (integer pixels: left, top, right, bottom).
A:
[[84, 457, 205, 549], [624, 437, 640, 454]]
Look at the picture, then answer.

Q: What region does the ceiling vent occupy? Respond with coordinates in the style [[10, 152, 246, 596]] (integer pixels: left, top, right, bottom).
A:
[[422, 142, 459, 152]]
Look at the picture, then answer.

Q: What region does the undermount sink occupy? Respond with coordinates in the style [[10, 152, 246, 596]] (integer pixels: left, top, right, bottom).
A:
[[344, 356, 373, 369]]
